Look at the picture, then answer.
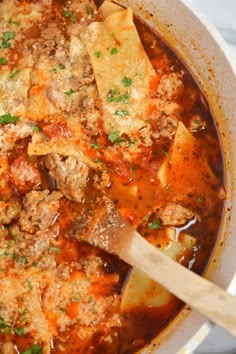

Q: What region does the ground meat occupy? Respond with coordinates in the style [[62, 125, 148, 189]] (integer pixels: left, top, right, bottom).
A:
[[159, 203, 195, 226], [10, 156, 41, 194], [16, 223, 60, 265], [0, 123, 33, 154], [157, 72, 183, 100], [44, 153, 89, 203], [0, 200, 21, 225], [19, 190, 62, 233], [152, 113, 178, 140]]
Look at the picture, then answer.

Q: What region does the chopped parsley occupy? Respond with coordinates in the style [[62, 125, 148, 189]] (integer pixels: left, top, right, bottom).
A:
[[64, 10, 71, 17], [9, 68, 20, 79], [0, 31, 15, 49], [14, 327, 24, 335], [18, 256, 26, 264], [49, 246, 61, 254], [8, 19, 20, 26], [196, 197, 203, 203], [21, 344, 43, 354], [110, 47, 118, 55], [90, 142, 100, 149], [64, 88, 74, 96], [122, 76, 132, 87], [0, 57, 7, 65], [0, 113, 19, 124], [63, 10, 77, 23], [194, 119, 200, 125], [50, 63, 65, 73], [106, 90, 130, 104], [26, 279, 33, 291], [114, 110, 129, 116], [107, 89, 117, 102], [31, 124, 40, 133], [115, 93, 130, 103], [108, 131, 124, 144], [148, 218, 162, 230], [94, 158, 101, 163], [163, 150, 169, 157], [95, 51, 102, 58], [0, 316, 11, 333]]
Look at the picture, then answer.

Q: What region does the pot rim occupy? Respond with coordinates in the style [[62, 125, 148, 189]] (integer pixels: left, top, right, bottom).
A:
[[166, 0, 236, 352]]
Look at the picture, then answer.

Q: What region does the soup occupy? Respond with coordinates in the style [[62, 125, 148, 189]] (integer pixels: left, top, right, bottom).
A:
[[0, 0, 224, 353]]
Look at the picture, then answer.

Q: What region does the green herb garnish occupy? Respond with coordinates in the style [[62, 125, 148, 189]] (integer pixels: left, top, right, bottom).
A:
[[110, 32, 115, 37], [94, 158, 101, 163], [21, 344, 43, 354], [8, 19, 20, 26], [18, 256, 26, 264], [14, 327, 24, 335], [95, 51, 102, 58], [0, 31, 15, 49], [196, 197, 203, 203], [64, 88, 74, 96], [163, 150, 169, 157], [110, 47, 118, 55], [114, 110, 129, 116], [9, 68, 20, 79], [0, 57, 7, 65], [31, 124, 40, 133], [49, 246, 61, 254], [0, 316, 11, 333], [0, 113, 19, 124], [26, 279, 33, 291], [115, 93, 130, 103], [148, 219, 162, 230], [122, 76, 132, 87], [90, 142, 100, 149], [106, 91, 130, 104], [108, 131, 124, 144]]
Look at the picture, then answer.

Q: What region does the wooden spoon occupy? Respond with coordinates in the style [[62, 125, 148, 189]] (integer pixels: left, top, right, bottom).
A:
[[75, 195, 236, 337]]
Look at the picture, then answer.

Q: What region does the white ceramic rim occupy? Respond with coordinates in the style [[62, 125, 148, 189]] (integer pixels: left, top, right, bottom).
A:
[[115, 0, 236, 352]]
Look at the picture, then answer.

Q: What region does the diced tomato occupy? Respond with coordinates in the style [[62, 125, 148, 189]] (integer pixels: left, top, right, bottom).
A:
[[67, 301, 80, 320], [41, 123, 72, 139]]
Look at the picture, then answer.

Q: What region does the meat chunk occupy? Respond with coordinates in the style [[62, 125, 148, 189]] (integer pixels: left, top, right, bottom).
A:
[[0, 200, 21, 225], [10, 156, 41, 194], [14, 223, 59, 265], [0, 123, 33, 153], [44, 153, 89, 203], [19, 190, 62, 233], [152, 114, 178, 140], [159, 203, 194, 226], [157, 72, 183, 100]]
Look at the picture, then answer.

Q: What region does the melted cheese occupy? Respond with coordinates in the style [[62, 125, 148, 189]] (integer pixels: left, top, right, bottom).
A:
[[85, 7, 157, 135]]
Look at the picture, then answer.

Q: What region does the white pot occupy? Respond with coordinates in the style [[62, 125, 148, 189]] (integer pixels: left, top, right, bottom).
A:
[[116, 0, 236, 352]]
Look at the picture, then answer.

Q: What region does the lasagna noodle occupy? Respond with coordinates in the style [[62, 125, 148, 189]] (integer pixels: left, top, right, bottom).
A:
[[85, 8, 157, 135]]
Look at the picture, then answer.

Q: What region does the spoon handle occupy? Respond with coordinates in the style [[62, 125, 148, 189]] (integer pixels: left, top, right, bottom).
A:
[[124, 230, 236, 337]]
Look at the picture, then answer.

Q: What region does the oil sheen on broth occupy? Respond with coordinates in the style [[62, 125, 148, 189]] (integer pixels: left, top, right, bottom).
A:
[[0, 1, 224, 354]]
